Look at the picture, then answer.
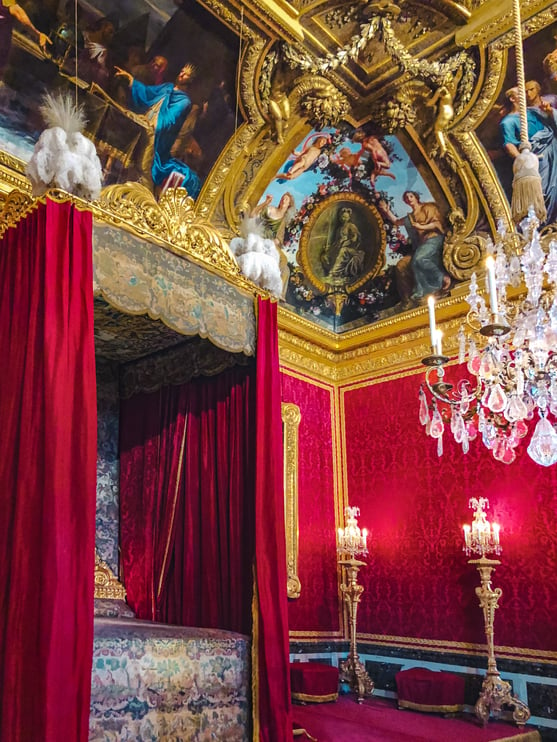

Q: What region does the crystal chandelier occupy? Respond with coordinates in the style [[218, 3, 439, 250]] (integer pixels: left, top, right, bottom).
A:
[[419, 209, 557, 467]]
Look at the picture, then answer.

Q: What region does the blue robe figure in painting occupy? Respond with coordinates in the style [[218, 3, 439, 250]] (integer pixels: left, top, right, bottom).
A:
[[115, 62, 202, 198], [500, 82, 557, 225]]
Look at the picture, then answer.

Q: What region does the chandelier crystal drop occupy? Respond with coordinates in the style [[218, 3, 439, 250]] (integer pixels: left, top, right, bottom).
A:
[[420, 209, 557, 466]]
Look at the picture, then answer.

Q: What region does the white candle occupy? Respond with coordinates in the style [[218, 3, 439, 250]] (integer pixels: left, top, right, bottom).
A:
[[463, 524, 471, 547], [362, 528, 368, 550], [492, 523, 500, 545], [435, 329, 443, 356], [427, 296, 437, 348], [486, 256, 498, 315]]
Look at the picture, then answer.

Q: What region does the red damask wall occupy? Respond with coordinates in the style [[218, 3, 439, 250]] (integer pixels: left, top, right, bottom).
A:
[[281, 371, 341, 635], [343, 369, 557, 651]]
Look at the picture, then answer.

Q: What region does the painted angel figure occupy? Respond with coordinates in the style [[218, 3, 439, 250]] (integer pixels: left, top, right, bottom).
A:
[[276, 133, 330, 181]]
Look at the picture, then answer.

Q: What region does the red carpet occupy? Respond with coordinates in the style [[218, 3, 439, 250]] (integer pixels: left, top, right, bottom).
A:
[[292, 696, 541, 741]]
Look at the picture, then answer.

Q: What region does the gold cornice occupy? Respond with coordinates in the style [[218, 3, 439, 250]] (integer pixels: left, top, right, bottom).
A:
[[278, 289, 473, 384]]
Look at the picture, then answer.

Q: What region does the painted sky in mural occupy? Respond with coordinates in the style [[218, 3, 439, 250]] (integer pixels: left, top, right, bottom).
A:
[[0, 0, 239, 196], [259, 126, 450, 333]]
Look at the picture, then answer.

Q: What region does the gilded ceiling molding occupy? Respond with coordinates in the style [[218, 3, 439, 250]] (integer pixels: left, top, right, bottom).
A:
[[235, 0, 304, 42], [278, 296, 471, 383], [452, 131, 513, 231], [455, 0, 557, 48], [452, 47, 506, 133], [193, 1, 266, 222]]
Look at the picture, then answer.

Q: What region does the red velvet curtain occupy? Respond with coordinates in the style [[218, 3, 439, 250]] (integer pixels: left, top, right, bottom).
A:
[[120, 365, 256, 634], [254, 297, 292, 742], [119, 298, 292, 740], [0, 199, 97, 742]]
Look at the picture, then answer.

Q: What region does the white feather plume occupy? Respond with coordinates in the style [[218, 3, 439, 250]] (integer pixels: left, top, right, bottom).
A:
[[39, 92, 87, 134]]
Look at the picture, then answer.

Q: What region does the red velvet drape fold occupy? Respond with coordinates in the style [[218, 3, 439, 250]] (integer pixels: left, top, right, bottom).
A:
[[0, 200, 97, 742], [120, 365, 256, 634], [254, 297, 292, 742]]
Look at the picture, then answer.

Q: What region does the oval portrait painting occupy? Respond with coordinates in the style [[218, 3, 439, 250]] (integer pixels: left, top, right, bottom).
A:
[[298, 193, 386, 294]]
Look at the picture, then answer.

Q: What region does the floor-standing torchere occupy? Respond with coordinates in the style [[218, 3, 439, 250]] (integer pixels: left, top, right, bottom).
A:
[[463, 498, 531, 726], [337, 507, 374, 703]]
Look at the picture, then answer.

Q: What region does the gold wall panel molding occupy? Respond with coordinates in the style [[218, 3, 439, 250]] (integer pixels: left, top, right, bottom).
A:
[[282, 402, 302, 599]]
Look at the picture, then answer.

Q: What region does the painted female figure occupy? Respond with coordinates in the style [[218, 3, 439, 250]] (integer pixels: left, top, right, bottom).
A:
[[379, 191, 449, 303], [250, 192, 296, 297]]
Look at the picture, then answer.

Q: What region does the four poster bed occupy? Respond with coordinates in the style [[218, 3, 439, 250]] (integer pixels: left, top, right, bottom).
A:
[[0, 187, 292, 742]]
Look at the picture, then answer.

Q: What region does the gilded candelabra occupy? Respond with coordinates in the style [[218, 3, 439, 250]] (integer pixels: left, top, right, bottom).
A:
[[337, 507, 374, 703], [463, 499, 531, 726]]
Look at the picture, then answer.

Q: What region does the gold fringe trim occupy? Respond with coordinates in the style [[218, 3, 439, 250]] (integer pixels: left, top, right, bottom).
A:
[[398, 700, 463, 713], [251, 565, 260, 742], [292, 692, 339, 703]]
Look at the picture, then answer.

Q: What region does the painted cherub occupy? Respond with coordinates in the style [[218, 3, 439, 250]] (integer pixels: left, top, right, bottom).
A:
[[352, 130, 395, 184], [276, 133, 329, 180]]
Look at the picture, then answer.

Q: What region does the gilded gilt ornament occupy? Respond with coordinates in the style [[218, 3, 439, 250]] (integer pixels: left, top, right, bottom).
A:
[[295, 79, 350, 129], [282, 402, 302, 599], [95, 550, 126, 600], [338, 558, 375, 702], [370, 87, 418, 133], [0, 188, 35, 237], [443, 207, 488, 280], [469, 558, 531, 726], [95, 183, 242, 280]]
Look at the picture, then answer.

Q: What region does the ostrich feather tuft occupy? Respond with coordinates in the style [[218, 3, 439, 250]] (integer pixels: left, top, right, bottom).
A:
[[39, 92, 87, 134]]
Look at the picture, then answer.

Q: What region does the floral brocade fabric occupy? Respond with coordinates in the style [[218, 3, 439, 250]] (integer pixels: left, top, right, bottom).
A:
[[89, 618, 250, 741]]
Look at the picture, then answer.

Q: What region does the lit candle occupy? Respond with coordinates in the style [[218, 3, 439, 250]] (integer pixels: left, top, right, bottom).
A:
[[485, 256, 498, 316], [427, 295, 437, 349], [492, 523, 500, 545], [463, 524, 471, 548], [435, 329, 443, 357], [362, 528, 368, 550]]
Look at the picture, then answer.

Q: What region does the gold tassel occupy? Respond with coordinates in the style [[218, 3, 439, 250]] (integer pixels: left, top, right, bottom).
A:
[[511, 147, 547, 224]]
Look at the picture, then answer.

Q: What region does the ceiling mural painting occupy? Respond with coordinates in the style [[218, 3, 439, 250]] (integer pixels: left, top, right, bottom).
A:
[[258, 124, 455, 333], [0, 0, 241, 197], [3, 1, 557, 342]]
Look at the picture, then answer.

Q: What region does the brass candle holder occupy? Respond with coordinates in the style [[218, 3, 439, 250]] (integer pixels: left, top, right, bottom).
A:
[[337, 506, 374, 703], [469, 557, 530, 726]]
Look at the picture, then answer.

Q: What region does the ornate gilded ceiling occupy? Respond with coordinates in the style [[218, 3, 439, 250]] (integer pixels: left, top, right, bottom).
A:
[[2, 0, 557, 369]]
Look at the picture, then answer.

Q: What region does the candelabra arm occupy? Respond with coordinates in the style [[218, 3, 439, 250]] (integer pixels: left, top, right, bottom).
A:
[[423, 366, 480, 407], [469, 558, 531, 726], [338, 557, 374, 703]]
